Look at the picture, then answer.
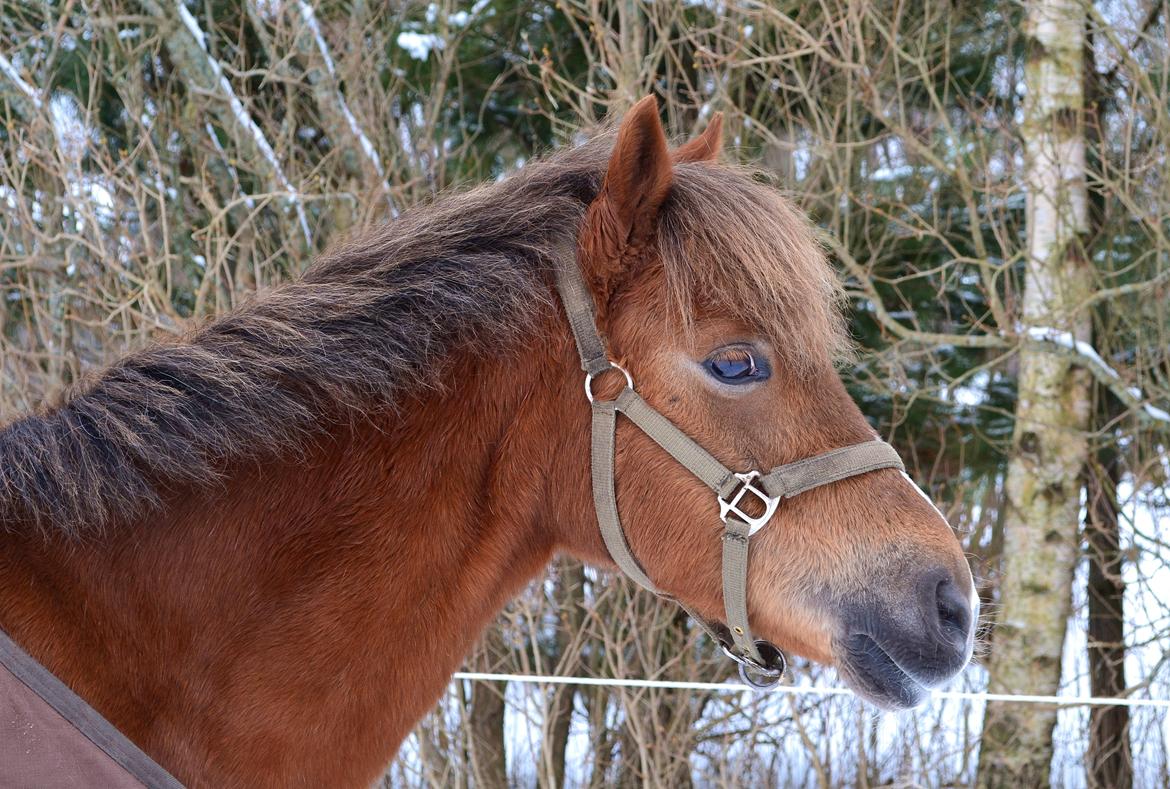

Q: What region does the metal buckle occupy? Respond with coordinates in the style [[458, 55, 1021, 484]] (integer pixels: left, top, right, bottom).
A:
[[718, 471, 780, 536], [720, 640, 787, 690], [585, 362, 634, 403]]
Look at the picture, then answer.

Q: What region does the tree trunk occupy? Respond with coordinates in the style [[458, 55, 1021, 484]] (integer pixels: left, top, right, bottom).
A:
[[1082, 19, 1131, 786], [541, 676, 575, 788], [1086, 442, 1130, 788], [614, 0, 644, 113], [977, 0, 1094, 785], [584, 683, 617, 789], [539, 561, 586, 788], [467, 643, 508, 789]]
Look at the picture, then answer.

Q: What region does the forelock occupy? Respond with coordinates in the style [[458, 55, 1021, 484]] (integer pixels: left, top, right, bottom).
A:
[[656, 161, 849, 373]]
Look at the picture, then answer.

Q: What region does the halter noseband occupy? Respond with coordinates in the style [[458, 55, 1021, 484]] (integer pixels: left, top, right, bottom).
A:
[[553, 245, 905, 689]]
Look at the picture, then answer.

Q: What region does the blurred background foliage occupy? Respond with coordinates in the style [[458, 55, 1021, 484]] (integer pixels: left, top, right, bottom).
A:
[[1, 0, 1168, 786]]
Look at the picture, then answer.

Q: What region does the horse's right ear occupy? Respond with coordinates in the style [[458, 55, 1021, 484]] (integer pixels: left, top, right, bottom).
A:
[[583, 96, 673, 302]]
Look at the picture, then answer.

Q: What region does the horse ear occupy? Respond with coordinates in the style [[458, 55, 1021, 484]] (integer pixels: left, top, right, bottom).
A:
[[583, 96, 673, 308], [596, 95, 673, 251], [673, 113, 723, 163]]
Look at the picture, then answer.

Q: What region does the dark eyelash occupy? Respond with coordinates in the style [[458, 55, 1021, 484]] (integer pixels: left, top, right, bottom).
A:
[[703, 345, 770, 385], [711, 348, 753, 364]]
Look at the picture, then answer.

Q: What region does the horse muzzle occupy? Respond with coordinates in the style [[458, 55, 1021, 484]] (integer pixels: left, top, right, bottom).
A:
[[834, 565, 977, 709]]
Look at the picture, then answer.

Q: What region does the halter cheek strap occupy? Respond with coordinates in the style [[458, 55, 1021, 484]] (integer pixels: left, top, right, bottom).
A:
[[554, 246, 905, 688]]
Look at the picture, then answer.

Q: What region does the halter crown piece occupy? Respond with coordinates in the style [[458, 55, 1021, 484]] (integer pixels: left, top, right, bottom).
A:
[[553, 244, 906, 689]]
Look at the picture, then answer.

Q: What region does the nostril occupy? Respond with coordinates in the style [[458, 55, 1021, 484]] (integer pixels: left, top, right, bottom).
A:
[[935, 578, 971, 642]]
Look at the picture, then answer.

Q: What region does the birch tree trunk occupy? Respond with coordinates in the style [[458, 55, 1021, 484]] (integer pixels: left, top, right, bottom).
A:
[[977, 0, 1094, 785]]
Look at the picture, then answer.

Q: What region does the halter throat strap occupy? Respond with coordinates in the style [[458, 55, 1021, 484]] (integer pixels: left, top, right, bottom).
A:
[[553, 246, 904, 688]]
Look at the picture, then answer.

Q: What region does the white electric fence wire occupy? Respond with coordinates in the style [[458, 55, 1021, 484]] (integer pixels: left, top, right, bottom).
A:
[[452, 672, 1170, 709]]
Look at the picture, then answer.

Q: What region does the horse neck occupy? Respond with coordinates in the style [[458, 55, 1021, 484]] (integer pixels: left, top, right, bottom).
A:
[[0, 320, 584, 788]]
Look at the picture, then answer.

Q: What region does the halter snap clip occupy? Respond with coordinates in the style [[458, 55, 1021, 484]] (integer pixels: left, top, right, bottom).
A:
[[721, 640, 787, 689]]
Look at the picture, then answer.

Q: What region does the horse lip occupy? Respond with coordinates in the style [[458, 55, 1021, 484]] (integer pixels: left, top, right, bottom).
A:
[[836, 632, 929, 710]]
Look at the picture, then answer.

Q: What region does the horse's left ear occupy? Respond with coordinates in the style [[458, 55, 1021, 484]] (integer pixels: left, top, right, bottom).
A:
[[673, 113, 723, 163]]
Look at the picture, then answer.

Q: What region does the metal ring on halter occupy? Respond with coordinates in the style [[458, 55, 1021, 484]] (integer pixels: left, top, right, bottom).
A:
[[585, 363, 634, 403], [721, 640, 787, 690]]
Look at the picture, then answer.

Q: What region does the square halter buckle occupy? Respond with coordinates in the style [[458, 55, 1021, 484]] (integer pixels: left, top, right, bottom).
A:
[[718, 471, 780, 536]]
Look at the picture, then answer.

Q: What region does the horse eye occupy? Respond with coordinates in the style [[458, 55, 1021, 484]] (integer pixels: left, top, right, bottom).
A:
[[703, 347, 769, 385]]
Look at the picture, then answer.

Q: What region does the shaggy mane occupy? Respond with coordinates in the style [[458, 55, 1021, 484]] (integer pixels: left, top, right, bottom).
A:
[[0, 131, 845, 537]]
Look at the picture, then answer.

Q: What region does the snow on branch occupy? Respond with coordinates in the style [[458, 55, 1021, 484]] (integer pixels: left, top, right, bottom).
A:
[[292, 2, 393, 203], [204, 122, 256, 212], [150, 0, 312, 245], [837, 239, 1167, 426], [1023, 326, 1170, 425], [0, 53, 92, 227], [0, 51, 42, 118]]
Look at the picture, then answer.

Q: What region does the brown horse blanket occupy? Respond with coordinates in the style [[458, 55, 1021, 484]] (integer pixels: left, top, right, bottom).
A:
[[0, 628, 182, 788]]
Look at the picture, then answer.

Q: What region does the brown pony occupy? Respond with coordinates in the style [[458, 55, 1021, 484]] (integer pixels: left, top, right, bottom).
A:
[[0, 98, 975, 787]]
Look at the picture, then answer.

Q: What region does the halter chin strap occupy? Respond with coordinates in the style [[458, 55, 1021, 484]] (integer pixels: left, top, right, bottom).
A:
[[553, 246, 905, 688]]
